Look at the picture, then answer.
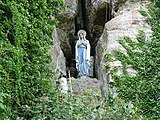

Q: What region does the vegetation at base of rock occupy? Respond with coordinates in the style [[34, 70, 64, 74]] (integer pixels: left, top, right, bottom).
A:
[[0, 0, 64, 119], [42, 87, 141, 120], [108, 1, 159, 119]]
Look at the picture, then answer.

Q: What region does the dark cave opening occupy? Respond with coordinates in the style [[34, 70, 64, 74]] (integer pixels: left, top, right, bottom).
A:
[[66, 0, 113, 78]]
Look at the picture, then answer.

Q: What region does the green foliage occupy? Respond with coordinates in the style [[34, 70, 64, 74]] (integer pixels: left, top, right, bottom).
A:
[[112, 1, 160, 119], [0, 0, 64, 119], [0, 92, 11, 119], [100, 96, 143, 120], [47, 88, 140, 120]]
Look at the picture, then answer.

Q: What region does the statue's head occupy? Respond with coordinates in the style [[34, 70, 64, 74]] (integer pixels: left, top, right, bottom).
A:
[[78, 30, 86, 39]]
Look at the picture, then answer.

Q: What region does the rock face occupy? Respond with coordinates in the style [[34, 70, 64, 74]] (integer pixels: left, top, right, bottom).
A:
[[56, 0, 78, 66], [96, 0, 152, 96], [50, 29, 66, 76], [72, 77, 102, 95], [86, 0, 112, 49], [50, 0, 78, 77], [51, 0, 152, 96]]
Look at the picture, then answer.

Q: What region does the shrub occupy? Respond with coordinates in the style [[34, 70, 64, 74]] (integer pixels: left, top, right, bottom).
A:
[[0, 0, 64, 119]]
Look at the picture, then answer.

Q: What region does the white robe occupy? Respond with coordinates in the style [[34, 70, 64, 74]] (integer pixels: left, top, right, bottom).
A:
[[75, 39, 90, 76]]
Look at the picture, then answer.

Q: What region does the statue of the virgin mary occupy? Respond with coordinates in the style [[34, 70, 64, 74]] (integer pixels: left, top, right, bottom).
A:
[[75, 30, 91, 77]]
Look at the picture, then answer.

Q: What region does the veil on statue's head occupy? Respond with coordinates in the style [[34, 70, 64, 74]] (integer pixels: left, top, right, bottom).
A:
[[77, 30, 87, 38]]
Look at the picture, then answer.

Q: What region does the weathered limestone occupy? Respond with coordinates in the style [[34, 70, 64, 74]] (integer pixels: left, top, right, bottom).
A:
[[112, 0, 151, 17], [56, 0, 78, 64], [86, 0, 111, 47], [72, 77, 102, 95], [51, 0, 152, 97], [96, 1, 152, 96], [50, 29, 66, 76]]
